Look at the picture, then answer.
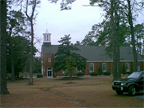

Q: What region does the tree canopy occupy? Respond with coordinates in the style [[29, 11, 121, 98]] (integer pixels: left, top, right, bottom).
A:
[[54, 34, 86, 73], [6, 36, 37, 78]]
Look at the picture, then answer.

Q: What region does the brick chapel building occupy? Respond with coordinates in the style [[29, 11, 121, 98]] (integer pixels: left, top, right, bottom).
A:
[[41, 31, 144, 78]]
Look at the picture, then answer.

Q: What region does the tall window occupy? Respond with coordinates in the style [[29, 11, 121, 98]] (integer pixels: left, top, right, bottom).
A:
[[125, 63, 129, 72], [90, 63, 94, 73], [102, 63, 106, 72], [48, 58, 51, 62]]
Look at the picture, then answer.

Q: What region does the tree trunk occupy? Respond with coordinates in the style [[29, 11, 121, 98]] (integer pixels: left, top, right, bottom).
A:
[[110, 0, 117, 81], [115, 1, 121, 80], [28, 19, 34, 85], [9, 28, 15, 81], [127, 0, 138, 71], [110, 0, 121, 80], [0, 0, 9, 95], [25, 0, 37, 85], [11, 42, 15, 81]]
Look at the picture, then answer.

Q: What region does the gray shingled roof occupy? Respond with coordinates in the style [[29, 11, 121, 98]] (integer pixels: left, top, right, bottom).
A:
[[42, 45, 143, 62]]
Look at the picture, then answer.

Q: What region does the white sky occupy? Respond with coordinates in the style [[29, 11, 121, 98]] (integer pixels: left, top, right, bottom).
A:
[[33, 0, 143, 56], [34, 0, 104, 56]]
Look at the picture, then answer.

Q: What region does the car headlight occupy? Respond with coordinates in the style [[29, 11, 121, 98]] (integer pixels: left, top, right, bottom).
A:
[[121, 82, 127, 85]]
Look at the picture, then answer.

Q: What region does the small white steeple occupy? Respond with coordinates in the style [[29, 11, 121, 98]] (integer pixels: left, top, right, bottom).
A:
[[43, 29, 51, 43]]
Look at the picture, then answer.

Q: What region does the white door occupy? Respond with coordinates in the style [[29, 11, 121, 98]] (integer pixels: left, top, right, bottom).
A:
[[47, 67, 53, 78]]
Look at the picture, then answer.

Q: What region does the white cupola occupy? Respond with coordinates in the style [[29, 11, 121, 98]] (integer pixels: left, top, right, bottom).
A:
[[43, 30, 51, 47], [43, 29, 51, 43]]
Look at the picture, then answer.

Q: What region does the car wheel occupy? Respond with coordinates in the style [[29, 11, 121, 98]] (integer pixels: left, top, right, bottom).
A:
[[128, 85, 137, 96], [116, 91, 123, 95]]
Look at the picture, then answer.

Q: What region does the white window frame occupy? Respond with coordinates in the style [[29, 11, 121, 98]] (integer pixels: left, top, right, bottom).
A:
[[125, 63, 129, 72], [90, 63, 94, 73], [48, 58, 51, 62], [102, 63, 106, 72]]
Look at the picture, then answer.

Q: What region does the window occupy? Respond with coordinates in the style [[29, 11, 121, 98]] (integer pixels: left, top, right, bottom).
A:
[[90, 63, 94, 73], [125, 63, 129, 72], [48, 58, 51, 62], [102, 63, 106, 72]]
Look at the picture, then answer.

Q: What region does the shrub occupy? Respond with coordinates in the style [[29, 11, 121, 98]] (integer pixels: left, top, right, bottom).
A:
[[76, 72, 84, 77], [103, 72, 111, 76], [37, 74, 43, 78], [91, 72, 98, 76]]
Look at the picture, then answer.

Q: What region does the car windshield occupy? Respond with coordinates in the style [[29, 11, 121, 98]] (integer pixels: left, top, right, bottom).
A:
[[127, 72, 142, 79]]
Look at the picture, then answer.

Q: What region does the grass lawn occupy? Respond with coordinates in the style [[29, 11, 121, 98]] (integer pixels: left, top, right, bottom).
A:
[[1, 76, 144, 107]]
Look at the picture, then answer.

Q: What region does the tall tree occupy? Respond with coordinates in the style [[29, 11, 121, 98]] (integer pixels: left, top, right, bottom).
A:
[[65, 56, 76, 81], [127, 0, 138, 71], [74, 41, 81, 45], [54, 34, 86, 74], [7, 10, 26, 81], [0, 0, 9, 94], [6, 36, 37, 78], [81, 32, 95, 46], [134, 23, 144, 55], [24, 0, 40, 85], [90, 0, 122, 80]]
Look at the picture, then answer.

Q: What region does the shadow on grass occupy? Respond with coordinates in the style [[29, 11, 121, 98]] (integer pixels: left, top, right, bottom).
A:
[[114, 92, 144, 99], [58, 77, 84, 80]]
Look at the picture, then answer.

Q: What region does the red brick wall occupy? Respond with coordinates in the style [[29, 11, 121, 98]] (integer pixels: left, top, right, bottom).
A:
[[41, 52, 144, 77], [43, 53, 54, 76]]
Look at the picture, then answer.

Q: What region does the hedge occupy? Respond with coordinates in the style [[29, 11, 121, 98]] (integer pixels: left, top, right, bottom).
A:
[[91, 72, 98, 76], [37, 74, 43, 78], [103, 72, 111, 76], [76, 72, 84, 77]]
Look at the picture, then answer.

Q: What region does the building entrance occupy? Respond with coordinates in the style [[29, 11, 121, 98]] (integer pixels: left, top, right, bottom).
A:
[[47, 67, 53, 77]]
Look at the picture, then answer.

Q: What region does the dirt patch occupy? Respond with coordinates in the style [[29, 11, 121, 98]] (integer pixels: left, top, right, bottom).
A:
[[1, 76, 144, 107]]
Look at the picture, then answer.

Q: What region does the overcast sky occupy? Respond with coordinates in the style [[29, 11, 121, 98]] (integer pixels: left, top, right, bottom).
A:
[[34, 0, 143, 56], [34, 0, 105, 55]]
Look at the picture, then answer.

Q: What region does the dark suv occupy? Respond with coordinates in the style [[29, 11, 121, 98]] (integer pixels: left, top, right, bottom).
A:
[[112, 71, 144, 96]]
